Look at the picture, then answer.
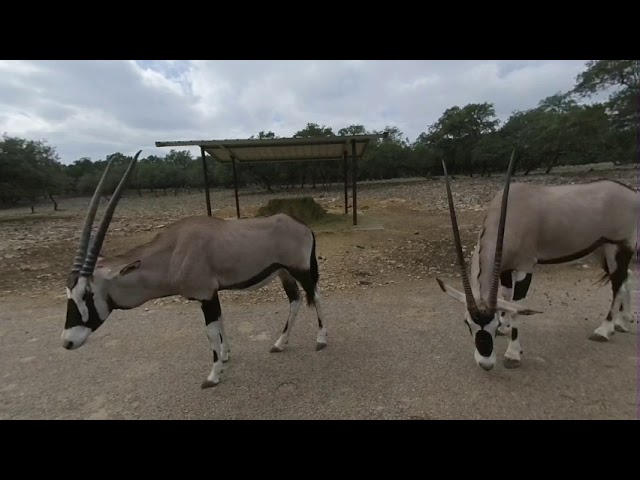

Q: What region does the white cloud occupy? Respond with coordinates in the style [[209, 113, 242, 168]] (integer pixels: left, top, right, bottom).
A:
[[0, 59, 602, 164]]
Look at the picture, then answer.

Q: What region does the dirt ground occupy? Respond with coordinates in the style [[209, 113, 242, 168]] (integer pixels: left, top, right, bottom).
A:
[[0, 164, 637, 419]]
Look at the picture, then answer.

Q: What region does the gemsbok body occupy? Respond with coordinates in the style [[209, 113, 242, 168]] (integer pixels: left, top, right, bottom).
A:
[[437, 151, 637, 371], [62, 151, 327, 388]]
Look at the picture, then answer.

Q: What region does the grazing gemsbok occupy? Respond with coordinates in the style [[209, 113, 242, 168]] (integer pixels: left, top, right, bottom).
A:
[[62, 151, 327, 388], [436, 151, 637, 371]]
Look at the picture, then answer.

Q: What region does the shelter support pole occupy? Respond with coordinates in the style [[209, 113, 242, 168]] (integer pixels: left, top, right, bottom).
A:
[[231, 155, 241, 219], [351, 139, 357, 226], [201, 146, 212, 216], [343, 151, 348, 215]]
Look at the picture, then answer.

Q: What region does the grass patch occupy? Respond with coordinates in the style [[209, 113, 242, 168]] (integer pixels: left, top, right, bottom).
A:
[[0, 213, 75, 224]]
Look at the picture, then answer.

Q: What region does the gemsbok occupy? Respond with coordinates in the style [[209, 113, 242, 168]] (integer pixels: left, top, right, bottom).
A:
[[437, 151, 637, 371], [62, 151, 327, 388]]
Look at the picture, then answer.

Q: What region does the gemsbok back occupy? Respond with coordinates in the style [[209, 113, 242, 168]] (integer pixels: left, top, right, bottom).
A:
[[62, 151, 327, 388], [437, 151, 637, 371]]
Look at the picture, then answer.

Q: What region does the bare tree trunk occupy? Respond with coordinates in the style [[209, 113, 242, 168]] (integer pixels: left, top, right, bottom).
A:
[[545, 154, 561, 174], [49, 193, 59, 211]]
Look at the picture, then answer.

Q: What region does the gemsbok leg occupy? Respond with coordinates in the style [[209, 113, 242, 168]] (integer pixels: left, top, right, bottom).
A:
[[270, 270, 303, 353], [499, 270, 533, 368], [591, 244, 634, 341], [201, 292, 223, 388]]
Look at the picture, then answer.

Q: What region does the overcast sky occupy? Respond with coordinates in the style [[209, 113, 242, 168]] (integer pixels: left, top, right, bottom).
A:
[[0, 60, 597, 164]]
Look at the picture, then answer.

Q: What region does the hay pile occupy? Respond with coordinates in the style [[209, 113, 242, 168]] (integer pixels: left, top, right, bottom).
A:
[[256, 197, 327, 224]]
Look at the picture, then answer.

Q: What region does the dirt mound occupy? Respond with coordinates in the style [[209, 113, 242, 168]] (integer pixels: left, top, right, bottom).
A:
[[256, 197, 327, 224]]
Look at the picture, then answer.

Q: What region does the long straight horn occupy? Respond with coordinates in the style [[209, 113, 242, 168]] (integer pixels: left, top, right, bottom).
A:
[[487, 149, 517, 311], [70, 156, 117, 274], [80, 150, 142, 277], [442, 160, 479, 316]]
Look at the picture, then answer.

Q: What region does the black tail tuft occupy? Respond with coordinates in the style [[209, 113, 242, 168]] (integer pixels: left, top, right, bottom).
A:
[[303, 231, 320, 307]]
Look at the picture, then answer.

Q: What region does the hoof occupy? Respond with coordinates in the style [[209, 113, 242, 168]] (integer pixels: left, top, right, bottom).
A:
[[588, 333, 609, 342], [270, 346, 284, 353], [201, 380, 219, 389], [503, 357, 521, 369], [614, 324, 629, 333], [315, 342, 327, 351], [222, 354, 230, 363]]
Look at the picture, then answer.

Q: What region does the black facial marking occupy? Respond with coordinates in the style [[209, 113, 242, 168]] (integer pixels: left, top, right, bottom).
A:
[[83, 291, 105, 331], [65, 299, 83, 329], [65, 291, 104, 332], [471, 310, 495, 327], [475, 330, 493, 357]]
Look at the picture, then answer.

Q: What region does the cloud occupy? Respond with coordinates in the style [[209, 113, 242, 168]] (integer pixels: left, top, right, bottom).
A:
[[0, 59, 601, 164]]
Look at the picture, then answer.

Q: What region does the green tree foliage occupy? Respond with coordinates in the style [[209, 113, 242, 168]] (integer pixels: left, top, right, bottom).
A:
[[570, 60, 638, 163], [1, 60, 633, 209]]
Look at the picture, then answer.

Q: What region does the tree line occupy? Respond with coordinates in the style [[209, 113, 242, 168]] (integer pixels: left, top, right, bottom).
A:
[[1, 60, 636, 211]]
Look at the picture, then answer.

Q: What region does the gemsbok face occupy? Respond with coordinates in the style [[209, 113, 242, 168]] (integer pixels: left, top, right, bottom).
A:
[[436, 151, 541, 371], [62, 151, 140, 350]]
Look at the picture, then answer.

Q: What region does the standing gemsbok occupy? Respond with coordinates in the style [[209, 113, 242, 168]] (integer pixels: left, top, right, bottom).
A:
[[436, 151, 637, 371], [62, 150, 327, 389]]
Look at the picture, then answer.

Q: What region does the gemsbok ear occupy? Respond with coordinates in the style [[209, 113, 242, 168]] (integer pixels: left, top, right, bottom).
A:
[[436, 278, 468, 306], [495, 298, 542, 316], [118, 260, 141, 277]]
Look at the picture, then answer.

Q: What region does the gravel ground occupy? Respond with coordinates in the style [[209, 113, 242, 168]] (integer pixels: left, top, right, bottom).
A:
[[0, 264, 637, 420]]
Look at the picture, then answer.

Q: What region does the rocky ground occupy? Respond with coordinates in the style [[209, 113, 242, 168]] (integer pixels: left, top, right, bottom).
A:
[[1, 163, 636, 303]]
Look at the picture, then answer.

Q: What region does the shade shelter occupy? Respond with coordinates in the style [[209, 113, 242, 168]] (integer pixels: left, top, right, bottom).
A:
[[155, 132, 388, 225]]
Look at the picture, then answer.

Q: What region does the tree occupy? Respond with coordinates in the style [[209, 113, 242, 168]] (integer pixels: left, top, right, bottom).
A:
[[418, 103, 500, 175], [572, 60, 638, 131]]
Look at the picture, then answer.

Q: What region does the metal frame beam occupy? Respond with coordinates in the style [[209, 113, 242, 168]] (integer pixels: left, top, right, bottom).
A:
[[156, 132, 389, 225]]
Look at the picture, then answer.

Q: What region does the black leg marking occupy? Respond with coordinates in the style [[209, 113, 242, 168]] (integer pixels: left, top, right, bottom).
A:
[[201, 293, 223, 389], [513, 274, 533, 301], [611, 246, 632, 333], [289, 269, 317, 307], [590, 245, 633, 342], [500, 271, 513, 289], [280, 274, 299, 335], [201, 293, 222, 325], [497, 271, 513, 336], [281, 274, 301, 302], [610, 247, 632, 296], [511, 328, 518, 341]]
